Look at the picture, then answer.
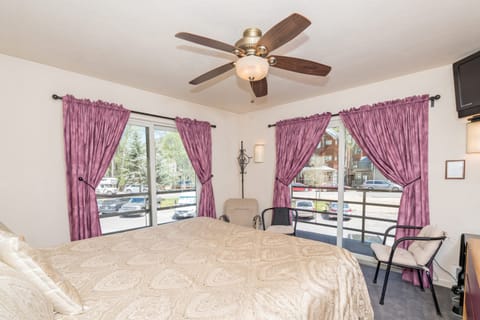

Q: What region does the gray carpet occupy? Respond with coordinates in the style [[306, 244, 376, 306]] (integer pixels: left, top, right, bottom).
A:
[[361, 264, 462, 319]]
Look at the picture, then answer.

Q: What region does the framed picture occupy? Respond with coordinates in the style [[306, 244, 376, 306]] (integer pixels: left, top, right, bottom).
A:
[[445, 160, 465, 179]]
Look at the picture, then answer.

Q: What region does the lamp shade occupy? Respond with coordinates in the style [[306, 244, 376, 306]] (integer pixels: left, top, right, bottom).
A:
[[235, 55, 269, 81], [254, 144, 265, 163], [467, 120, 480, 153]]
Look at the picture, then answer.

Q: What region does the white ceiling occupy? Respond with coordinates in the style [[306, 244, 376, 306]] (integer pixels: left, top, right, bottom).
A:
[[1, 0, 479, 113]]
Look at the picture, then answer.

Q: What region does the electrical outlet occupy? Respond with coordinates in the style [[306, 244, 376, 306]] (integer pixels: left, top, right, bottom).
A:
[[450, 265, 461, 280]]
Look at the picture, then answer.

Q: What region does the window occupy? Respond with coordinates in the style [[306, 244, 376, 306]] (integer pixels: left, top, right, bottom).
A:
[[97, 120, 197, 234]]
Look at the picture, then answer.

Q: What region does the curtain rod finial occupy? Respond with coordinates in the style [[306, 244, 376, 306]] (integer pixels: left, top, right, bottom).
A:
[[429, 94, 441, 107], [52, 94, 62, 100]]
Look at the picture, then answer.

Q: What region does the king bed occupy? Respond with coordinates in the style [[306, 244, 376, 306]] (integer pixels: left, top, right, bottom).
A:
[[1, 218, 373, 319]]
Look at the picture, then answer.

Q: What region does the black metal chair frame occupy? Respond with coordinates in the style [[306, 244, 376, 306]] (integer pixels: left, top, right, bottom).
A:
[[372, 225, 446, 316], [261, 207, 298, 236]]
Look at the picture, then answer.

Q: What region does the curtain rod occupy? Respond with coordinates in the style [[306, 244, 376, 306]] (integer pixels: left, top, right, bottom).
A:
[[267, 94, 441, 128], [51, 94, 216, 128]]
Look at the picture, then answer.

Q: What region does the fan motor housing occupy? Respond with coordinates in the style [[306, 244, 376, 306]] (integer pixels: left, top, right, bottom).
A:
[[235, 28, 267, 56]]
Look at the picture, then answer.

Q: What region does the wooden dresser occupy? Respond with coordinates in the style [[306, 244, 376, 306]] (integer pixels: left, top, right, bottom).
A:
[[465, 238, 480, 319]]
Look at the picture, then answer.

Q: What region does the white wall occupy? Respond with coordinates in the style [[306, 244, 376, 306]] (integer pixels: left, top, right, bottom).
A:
[[240, 65, 480, 287], [0, 53, 241, 247]]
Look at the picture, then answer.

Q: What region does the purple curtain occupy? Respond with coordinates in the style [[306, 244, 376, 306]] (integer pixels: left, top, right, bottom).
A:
[[339, 94, 430, 286], [63, 95, 130, 241], [175, 117, 216, 218], [273, 113, 331, 207]]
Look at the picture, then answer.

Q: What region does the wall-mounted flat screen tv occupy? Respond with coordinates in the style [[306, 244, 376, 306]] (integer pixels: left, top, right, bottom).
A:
[[453, 50, 480, 118]]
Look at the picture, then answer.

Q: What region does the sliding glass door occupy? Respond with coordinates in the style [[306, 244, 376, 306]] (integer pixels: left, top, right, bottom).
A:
[[292, 120, 401, 255]]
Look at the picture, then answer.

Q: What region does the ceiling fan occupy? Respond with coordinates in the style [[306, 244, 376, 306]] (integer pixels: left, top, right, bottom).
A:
[[175, 13, 331, 98]]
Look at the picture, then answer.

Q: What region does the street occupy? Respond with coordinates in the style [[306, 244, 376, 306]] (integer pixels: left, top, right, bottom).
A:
[[100, 209, 177, 234]]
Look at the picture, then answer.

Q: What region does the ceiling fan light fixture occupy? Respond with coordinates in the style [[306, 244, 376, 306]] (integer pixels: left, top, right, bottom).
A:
[[235, 55, 269, 81]]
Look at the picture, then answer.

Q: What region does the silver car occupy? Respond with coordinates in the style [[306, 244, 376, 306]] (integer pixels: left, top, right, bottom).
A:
[[295, 200, 315, 219], [119, 196, 148, 217], [360, 180, 402, 191]]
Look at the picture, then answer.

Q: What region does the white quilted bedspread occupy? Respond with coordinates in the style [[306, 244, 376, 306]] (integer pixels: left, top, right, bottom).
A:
[[44, 217, 373, 320]]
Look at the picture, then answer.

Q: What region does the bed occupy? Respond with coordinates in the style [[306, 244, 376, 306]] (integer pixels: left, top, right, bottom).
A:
[[2, 218, 373, 319]]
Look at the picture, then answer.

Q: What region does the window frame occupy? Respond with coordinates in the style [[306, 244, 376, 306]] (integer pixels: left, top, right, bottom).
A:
[[98, 115, 199, 234]]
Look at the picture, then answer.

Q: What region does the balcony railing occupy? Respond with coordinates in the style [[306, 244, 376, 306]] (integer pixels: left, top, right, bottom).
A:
[[291, 186, 401, 246]]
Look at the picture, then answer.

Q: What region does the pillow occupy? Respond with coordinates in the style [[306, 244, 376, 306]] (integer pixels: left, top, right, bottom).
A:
[[0, 260, 54, 320], [0, 230, 84, 315], [0, 222, 13, 233], [0, 222, 26, 241]]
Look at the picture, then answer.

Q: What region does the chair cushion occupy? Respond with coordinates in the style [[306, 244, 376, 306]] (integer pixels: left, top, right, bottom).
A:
[[0, 230, 84, 315], [0, 261, 55, 320], [224, 198, 258, 213], [226, 212, 256, 228], [266, 225, 294, 235], [371, 243, 417, 267], [408, 225, 445, 266], [223, 198, 259, 228]]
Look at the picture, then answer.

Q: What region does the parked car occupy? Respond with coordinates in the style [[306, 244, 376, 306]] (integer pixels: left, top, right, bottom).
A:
[[175, 180, 194, 190], [319, 183, 353, 191], [172, 192, 196, 219], [97, 198, 130, 214], [359, 180, 402, 191], [119, 196, 148, 217], [291, 182, 309, 192], [96, 180, 118, 195], [295, 200, 315, 219], [322, 202, 352, 220], [123, 184, 148, 193]]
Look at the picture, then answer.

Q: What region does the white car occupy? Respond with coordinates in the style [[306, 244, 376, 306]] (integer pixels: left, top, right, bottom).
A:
[[119, 196, 148, 217], [123, 184, 148, 193], [295, 200, 315, 219], [172, 192, 197, 219], [96, 182, 118, 195]]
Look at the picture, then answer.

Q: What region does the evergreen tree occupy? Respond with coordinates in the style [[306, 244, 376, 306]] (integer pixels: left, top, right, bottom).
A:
[[125, 128, 147, 185]]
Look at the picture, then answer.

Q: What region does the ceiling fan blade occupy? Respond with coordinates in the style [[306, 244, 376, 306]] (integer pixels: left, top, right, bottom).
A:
[[257, 13, 311, 53], [270, 56, 331, 76], [175, 32, 243, 55], [250, 78, 268, 97], [189, 62, 235, 85]]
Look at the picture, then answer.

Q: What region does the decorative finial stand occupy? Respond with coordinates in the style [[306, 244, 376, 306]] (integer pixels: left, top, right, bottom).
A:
[[237, 141, 252, 198]]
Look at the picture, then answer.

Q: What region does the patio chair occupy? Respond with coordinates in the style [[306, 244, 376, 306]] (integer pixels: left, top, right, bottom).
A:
[[371, 224, 446, 315], [261, 207, 298, 236]]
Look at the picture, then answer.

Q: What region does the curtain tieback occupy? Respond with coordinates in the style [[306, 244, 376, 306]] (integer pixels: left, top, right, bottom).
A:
[[200, 174, 214, 185], [404, 176, 421, 187], [78, 177, 96, 190], [275, 177, 289, 186]]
